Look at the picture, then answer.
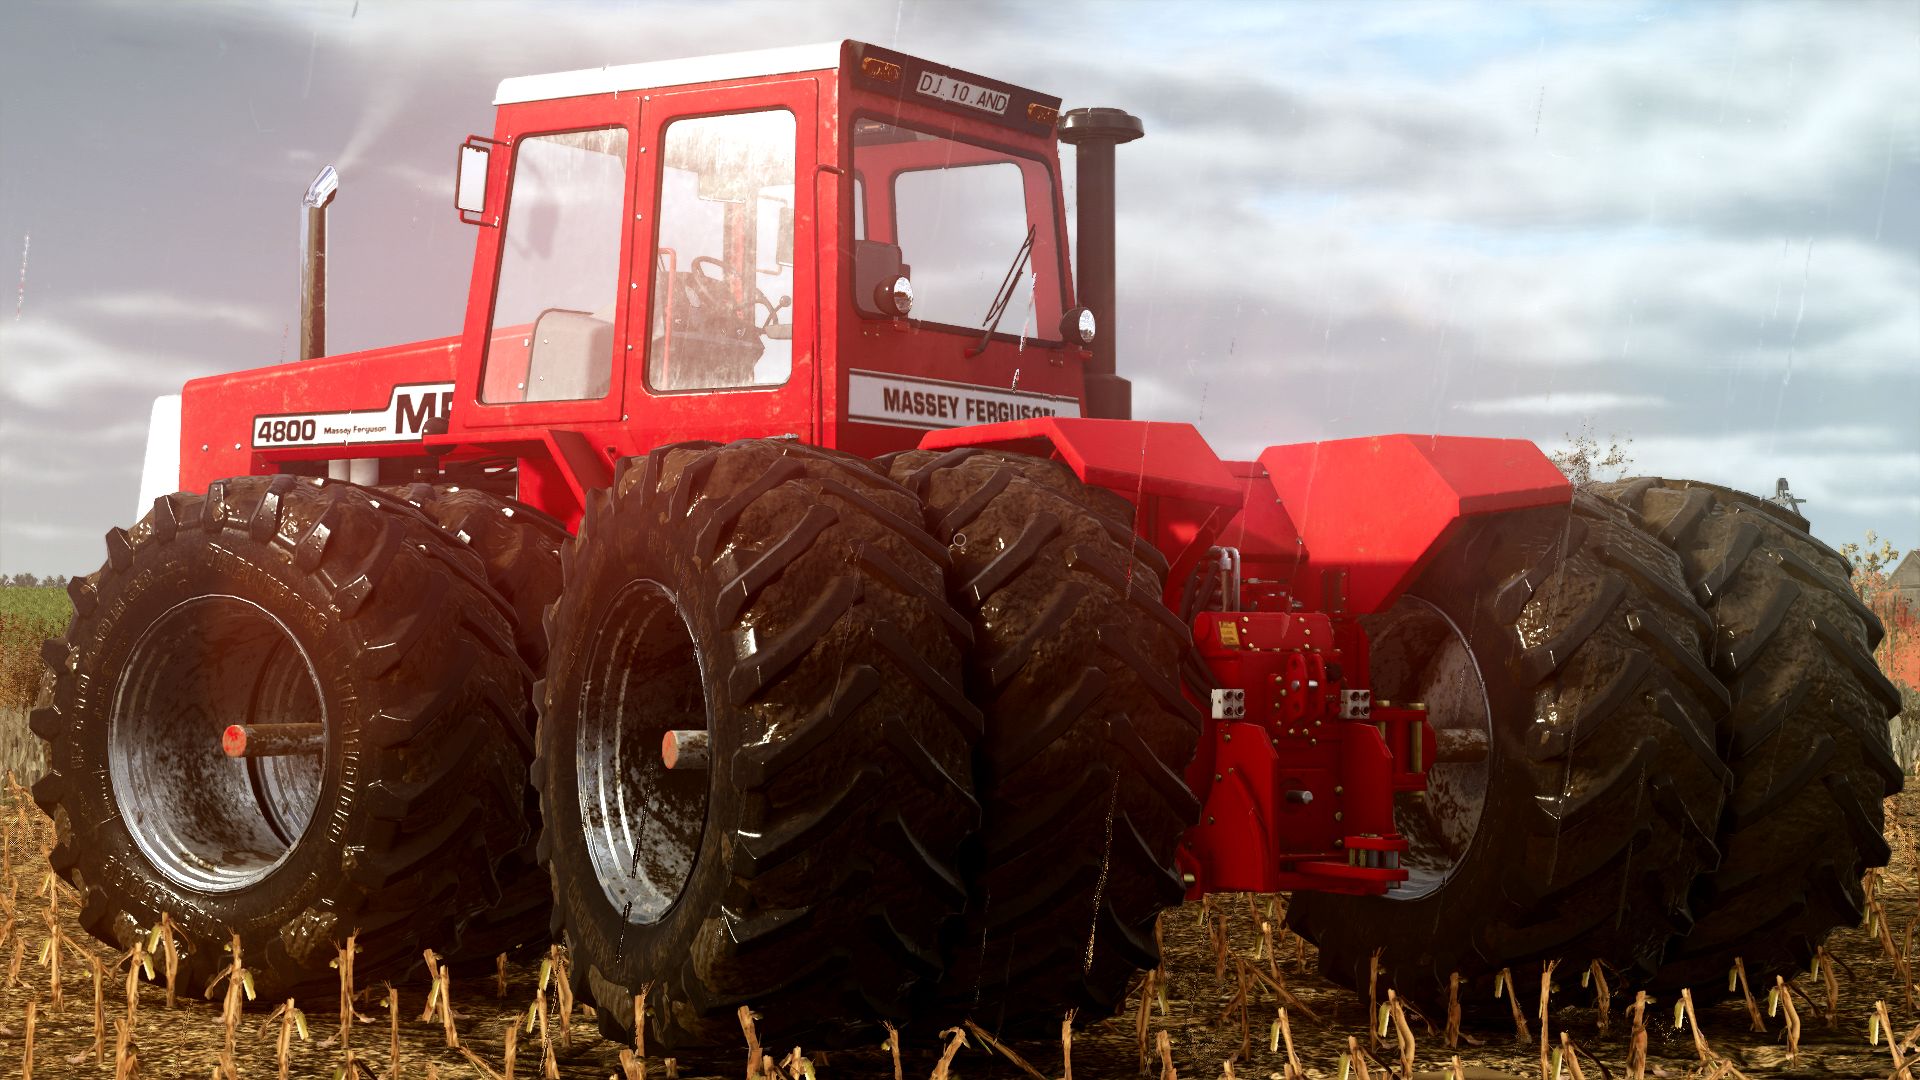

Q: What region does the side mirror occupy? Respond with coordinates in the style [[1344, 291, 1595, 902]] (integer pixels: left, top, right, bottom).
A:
[[776, 206, 794, 268], [455, 138, 496, 225]]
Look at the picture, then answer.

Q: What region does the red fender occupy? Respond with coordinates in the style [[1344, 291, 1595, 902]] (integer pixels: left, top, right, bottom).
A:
[[1258, 434, 1571, 616]]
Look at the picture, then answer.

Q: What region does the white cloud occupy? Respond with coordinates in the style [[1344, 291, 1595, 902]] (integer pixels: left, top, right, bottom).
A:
[[77, 291, 279, 335], [0, 318, 202, 409], [1455, 392, 1668, 415]]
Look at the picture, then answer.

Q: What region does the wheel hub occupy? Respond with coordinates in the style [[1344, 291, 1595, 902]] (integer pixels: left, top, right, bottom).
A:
[[110, 596, 326, 893], [576, 580, 711, 923]]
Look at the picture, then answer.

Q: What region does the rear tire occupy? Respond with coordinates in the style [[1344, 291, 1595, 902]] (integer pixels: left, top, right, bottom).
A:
[[31, 476, 532, 999], [386, 483, 568, 968], [1593, 477, 1904, 994], [1290, 490, 1730, 1007], [884, 448, 1202, 1036], [536, 439, 980, 1049]]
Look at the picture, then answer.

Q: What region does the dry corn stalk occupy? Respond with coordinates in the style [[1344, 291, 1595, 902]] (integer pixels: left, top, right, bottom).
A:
[[1136, 969, 1156, 1071], [1536, 960, 1558, 1080], [1877, 1000, 1909, 1080], [930, 1026, 967, 1080], [1157, 1029, 1178, 1080], [1062, 1007, 1076, 1080], [456, 1043, 505, 1080], [740, 1005, 764, 1080], [386, 984, 401, 1077], [1495, 967, 1531, 1043], [1221, 959, 1251, 1059], [1367, 947, 1383, 1051], [23, 997, 36, 1080], [122, 940, 148, 1029], [1245, 952, 1322, 1025], [497, 952, 509, 998], [421, 947, 444, 1019], [1725, 958, 1762, 1033], [40, 908, 61, 1015], [439, 965, 458, 1048], [635, 984, 651, 1059], [91, 950, 106, 1064], [1626, 990, 1647, 1080], [1347, 1034, 1372, 1080], [1586, 961, 1610, 1037], [882, 1019, 902, 1080], [1277, 1006, 1302, 1080], [505, 1016, 520, 1080], [157, 912, 179, 1007], [1445, 971, 1462, 1048], [962, 1019, 1046, 1080], [1816, 946, 1839, 1026], [1559, 1031, 1587, 1080], [1768, 975, 1799, 1067], [617, 1048, 644, 1080], [1389, 990, 1415, 1079], [114, 1015, 139, 1080]]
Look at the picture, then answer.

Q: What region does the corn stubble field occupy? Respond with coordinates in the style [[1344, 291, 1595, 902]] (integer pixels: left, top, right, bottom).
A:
[[2, 592, 1918, 1079]]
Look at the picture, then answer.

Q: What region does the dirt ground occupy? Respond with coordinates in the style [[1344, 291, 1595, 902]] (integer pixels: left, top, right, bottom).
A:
[[3, 775, 1916, 1079]]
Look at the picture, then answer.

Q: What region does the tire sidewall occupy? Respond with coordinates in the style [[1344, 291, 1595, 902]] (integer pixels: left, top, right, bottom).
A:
[[58, 527, 375, 978], [538, 488, 740, 1039]]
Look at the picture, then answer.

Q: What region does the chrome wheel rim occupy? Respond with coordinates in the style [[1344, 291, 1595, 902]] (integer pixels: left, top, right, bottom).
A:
[[109, 595, 326, 893]]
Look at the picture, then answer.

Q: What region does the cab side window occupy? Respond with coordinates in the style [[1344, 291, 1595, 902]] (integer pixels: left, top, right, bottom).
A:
[[481, 127, 629, 404], [649, 110, 796, 392]]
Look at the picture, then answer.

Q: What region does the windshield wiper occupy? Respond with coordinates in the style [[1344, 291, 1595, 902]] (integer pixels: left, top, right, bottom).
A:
[[968, 224, 1036, 357]]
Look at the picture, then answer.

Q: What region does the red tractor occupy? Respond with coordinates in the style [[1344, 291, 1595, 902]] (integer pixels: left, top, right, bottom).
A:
[[34, 41, 1902, 1048]]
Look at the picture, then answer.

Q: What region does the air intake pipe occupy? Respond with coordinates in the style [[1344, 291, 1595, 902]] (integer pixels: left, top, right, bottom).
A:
[[1059, 107, 1143, 421]]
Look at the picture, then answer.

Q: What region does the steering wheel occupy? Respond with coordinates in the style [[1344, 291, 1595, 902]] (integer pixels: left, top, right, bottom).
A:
[[688, 256, 776, 326]]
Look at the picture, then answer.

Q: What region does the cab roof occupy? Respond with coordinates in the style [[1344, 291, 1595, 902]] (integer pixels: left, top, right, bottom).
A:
[[494, 41, 845, 105]]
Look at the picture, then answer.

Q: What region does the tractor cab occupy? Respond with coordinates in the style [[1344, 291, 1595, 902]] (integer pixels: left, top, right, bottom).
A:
[[444, 41, 1093, 496]]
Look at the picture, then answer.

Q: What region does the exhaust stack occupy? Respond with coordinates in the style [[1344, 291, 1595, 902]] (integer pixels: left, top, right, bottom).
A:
[[300, 166, 339, 362], [1059, 108, 1142, 421]]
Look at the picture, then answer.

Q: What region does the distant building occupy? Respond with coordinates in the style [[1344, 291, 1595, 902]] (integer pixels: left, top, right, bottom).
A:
[[1892, 550, 1920, 612]]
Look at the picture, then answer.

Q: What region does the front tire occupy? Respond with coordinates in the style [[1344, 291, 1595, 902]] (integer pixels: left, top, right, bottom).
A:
[[1290, 490, 1730, 1006], [884, 448, 1202, 1036], [32, 476, 533, 999], [536, 440, 980, 1050]]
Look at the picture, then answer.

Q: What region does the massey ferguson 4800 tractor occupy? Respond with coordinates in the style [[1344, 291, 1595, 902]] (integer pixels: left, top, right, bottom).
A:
[[35, 41, 1903, 1048]]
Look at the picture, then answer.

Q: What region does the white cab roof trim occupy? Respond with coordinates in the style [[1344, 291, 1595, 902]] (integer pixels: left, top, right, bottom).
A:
[[495, 42, 844, 105]]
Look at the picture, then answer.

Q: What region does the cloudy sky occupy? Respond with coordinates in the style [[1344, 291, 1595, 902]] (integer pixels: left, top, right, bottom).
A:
[[1, 0, 1915, 576]]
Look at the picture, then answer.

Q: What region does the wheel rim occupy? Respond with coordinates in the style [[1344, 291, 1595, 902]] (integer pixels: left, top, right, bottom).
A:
[[576, 579, 710, 923], [1363, 596, 1493, 901], [110, 596, 327, 893]]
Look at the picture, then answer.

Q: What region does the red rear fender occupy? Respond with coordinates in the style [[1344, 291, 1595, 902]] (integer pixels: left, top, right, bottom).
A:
[[1259, 434, 1571, 615]]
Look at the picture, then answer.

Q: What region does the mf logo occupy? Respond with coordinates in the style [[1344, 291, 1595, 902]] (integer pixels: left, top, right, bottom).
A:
[[395, 387, 455, 435]]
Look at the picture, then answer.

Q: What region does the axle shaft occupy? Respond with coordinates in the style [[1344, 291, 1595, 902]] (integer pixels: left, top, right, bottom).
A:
[[222, 724, 324, 759]]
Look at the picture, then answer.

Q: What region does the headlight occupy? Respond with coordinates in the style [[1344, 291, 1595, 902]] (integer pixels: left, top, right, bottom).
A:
[[875, 275, 913, 318], [1061, 306, 1096, 345]]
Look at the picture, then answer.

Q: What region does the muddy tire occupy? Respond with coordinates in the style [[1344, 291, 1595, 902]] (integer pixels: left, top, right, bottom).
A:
[[386, 483, 569, 968], [31, 476, 533, 999], [884, 448, 1202, 1036], [1289, 490, 1730, 1006], [536, 439, 980, 1050], [1592, 478, 1904, 993]]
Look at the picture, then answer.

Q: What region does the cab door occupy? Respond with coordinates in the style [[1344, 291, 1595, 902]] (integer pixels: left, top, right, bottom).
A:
[[455, 93, 642, 431], [624, 77, 820, 446]]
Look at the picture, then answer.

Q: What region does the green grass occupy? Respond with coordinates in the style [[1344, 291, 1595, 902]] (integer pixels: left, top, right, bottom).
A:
[[1, 585, 71, 707], [0, 587, 67, 784]]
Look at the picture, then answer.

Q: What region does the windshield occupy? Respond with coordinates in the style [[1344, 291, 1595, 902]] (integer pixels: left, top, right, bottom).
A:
[[851, 118, 1064, 343]]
